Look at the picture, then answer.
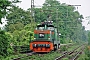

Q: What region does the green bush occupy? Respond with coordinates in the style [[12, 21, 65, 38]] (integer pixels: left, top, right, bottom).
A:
[[0, 30, 13, 57], [60, 46, 67, 51]]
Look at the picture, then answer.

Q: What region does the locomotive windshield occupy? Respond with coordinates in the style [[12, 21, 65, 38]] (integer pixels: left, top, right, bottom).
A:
[[37, 24, 54, 30], [48, 27, 54, 30], [47, 25, 54, 30], [37, 25, 45, 30], [39, 27, 44, 30]]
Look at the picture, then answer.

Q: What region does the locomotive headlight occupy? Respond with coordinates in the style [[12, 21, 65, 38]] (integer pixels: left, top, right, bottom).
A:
[[34, 38, 36, 39], [33, 44, 37, 47], [48, 38, 50, 40], [43, 44, 46, 47], [46, 44, 50, 48]]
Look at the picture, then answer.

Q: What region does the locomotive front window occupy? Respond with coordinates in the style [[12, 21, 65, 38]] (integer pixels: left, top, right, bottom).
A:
[[39, 33, 44, 38], [39, 27, 44, 30], [48, 27, 54, 30]]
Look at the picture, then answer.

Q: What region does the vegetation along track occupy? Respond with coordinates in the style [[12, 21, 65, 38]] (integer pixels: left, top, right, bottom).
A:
[[55, 44, 86, 60], [13, 44, 82, 60], [13, 52, 36, 60], [12, 43, 80, 60], [70, 45, 85, 60]]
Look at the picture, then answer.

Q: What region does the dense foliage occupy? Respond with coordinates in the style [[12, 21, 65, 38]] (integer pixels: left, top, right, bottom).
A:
[[0, 0, 20, 23], [0, 30, 13, 57], [0, 0, 11, 23], [78, 31, 90, 60]]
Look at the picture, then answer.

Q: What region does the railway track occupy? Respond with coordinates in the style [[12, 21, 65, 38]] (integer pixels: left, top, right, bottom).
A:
[[12, 43, 81, 60], [70, 45, 85, 60], [55, 44, 85, 60]]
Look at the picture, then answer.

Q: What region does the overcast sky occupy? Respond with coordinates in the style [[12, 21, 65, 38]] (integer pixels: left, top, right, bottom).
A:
[[0, 0, 90, 30], [16, 0, 90, 17]]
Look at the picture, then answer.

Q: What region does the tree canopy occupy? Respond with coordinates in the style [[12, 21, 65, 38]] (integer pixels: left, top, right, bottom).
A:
[[0, 0, 20, 23]]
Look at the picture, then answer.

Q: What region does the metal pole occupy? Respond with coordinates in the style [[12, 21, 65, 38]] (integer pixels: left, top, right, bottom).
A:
[[56, 8, 58, 32], [31, 0, 35, 25]]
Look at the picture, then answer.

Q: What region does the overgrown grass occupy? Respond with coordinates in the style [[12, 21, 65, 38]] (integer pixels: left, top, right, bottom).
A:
[[20, 51, 61, 60], [67, 44, 80, 51], [77, 45, 90, 60], [0, 54, 27, 60]]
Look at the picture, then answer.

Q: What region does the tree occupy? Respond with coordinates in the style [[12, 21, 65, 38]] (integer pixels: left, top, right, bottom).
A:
[[0, 0, 20, 23], [0, 30, 12, 57], [0, 0, 11, 23], [5, 5, 35, 46], [5, 6, 32, 32], [6, 22, 24, 33], [6, 6, 31, 25], [11, 29, 34, 46]]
